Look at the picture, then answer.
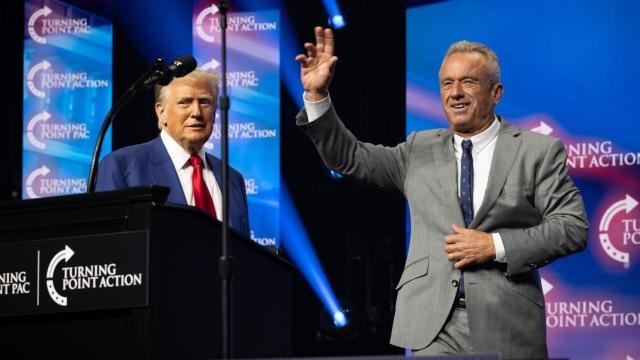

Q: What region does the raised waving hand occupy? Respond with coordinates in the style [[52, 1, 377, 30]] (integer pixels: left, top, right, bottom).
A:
[[295, 27, 338, 101]]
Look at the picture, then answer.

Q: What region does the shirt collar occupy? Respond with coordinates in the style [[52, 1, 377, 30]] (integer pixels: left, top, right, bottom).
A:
[[453, 115, 501, 155], [160, 130, 208, 171]]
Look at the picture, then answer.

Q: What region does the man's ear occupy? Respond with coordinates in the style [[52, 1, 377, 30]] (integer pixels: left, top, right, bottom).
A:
[[492, 82, 504, 104], [155, 102, 166, 127]]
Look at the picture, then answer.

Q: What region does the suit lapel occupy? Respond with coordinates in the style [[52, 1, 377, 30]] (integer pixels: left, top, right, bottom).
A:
[[148, 136, 188, 205], [470, 118, 522, 227], [206, 154, 237, 228], [206, 154, 223, 192], [432, 128, 466, 226]]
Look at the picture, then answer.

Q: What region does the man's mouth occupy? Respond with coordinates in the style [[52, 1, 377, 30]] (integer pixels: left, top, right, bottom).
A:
[[451, 102, 470, 110]]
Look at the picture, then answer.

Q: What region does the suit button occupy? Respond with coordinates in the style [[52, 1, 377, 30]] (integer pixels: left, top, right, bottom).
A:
[[452, 280, 459, 287]]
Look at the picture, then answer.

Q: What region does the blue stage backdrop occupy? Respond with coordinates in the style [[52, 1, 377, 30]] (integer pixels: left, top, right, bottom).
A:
[[22, 0, 112, 199], [193, 2, 280, 248], [407, 0, 640, 359], [407, 1, 640, 358]]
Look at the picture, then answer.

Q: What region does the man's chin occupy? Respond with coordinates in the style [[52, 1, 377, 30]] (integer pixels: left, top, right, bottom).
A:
[[186, 137, 210, 151], [447, 118, 472, 132]]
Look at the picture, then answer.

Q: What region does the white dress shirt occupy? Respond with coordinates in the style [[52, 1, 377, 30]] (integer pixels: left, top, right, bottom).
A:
[[303, 93, 507, 262], [452, 117, 506, 262], [160, 130, 223, 221]]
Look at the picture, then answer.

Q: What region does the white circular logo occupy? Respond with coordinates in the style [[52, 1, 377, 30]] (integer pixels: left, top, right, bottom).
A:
[[25, 165, 50, 199], [28, 6, 52, 44], [27, 60, 51, 98], [599, 194, 638, 268], [46, 245, 75, 306], [26, 111, 51, 149], [195, 4, 219, 43]]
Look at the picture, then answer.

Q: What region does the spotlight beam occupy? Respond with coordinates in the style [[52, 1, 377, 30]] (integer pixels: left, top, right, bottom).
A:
[[280, 181, 348, 327]]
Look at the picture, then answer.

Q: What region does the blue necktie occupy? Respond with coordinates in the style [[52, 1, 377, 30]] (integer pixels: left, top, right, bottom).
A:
[[458, 139, 474, 297]]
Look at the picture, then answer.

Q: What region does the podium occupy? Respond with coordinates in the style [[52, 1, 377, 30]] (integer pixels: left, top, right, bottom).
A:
[[0, 186, 292, 359]]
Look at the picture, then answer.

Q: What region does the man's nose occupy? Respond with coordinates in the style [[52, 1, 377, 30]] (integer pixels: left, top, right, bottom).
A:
[[450, 81, 464, 98], [190, 101, 203, 117]]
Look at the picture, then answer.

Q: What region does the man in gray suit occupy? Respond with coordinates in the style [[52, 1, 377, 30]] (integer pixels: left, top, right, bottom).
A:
[[295, 27, 588, 359]]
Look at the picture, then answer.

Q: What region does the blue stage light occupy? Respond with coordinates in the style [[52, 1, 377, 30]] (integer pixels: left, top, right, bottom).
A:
[[280, 181, 348, 328], [321, 0, 346, 29], [330, 14, 345, 29], [333, 310, 348, 328]]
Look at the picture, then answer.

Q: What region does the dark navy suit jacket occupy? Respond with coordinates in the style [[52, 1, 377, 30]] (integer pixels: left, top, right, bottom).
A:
[[96, 136, 250, 237]]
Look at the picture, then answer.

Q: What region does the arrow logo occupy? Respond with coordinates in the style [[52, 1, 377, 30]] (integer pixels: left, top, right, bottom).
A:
[[598, 194, 638, 268], [46, 245, 75, 306], [25, 165, 50, 199], [202, 58, 220, 71], [600, 195, 638, 232], [27, 60, 51, 98], [531, 121, 553, 135], [28, 6, 52, 44], [541, 277, 554, 295], [26, 111, 51, 149], [195, 4, 219, 43]]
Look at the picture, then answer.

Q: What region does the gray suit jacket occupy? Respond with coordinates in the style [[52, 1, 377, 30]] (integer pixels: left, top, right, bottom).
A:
[[297, 105, 588, 359]]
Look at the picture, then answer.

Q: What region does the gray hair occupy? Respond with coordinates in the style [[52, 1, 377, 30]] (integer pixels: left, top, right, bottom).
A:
[[442, 40, 501, 84], [155, 68, 219, 129]]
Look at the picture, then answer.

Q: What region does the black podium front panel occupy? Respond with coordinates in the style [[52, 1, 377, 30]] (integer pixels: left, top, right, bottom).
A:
[[0, 231, 148, 316], [0, 187, 292, 359]]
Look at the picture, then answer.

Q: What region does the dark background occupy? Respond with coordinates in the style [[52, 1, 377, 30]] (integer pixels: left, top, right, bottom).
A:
[[0, 0, 409, 356]]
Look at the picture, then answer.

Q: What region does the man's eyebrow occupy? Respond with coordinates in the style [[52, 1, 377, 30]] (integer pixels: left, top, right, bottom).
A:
[[175, 94, 213, 99], [440, 75, 482, 82]]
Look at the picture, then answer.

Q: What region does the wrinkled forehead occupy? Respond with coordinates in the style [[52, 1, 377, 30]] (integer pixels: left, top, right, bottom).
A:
[[439, 51, 491, 78]]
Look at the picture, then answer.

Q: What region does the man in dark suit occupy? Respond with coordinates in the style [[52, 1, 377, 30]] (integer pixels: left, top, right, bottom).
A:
[[96, 69, 249, 237], [295, 27, 588, 358]]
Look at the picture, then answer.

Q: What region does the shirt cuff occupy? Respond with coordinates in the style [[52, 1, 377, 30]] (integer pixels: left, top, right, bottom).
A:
[[303, 92, 331, 122], [492, 233, 507, 262]]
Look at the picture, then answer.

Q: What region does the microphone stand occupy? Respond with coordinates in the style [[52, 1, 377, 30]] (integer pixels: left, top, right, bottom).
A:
[[218, 1, 233, 358], [87, 58, 167, 193]]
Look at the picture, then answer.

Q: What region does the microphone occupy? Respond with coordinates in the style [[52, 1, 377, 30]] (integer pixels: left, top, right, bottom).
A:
[[144, 55, 198, 87]]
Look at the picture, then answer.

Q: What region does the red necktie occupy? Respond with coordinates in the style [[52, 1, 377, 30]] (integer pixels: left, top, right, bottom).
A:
[[188, 154, 217, 219]]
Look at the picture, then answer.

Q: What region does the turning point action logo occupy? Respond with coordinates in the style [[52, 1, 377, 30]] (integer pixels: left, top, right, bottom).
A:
[[195, 4, 277, 43], [27, 60, 110, 99], [527, 119, 640, 169], [544, 277, 640, 329], [46, 245, 143, 307], [598, 194, 639, 269], [25, 166, 86, 198]]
